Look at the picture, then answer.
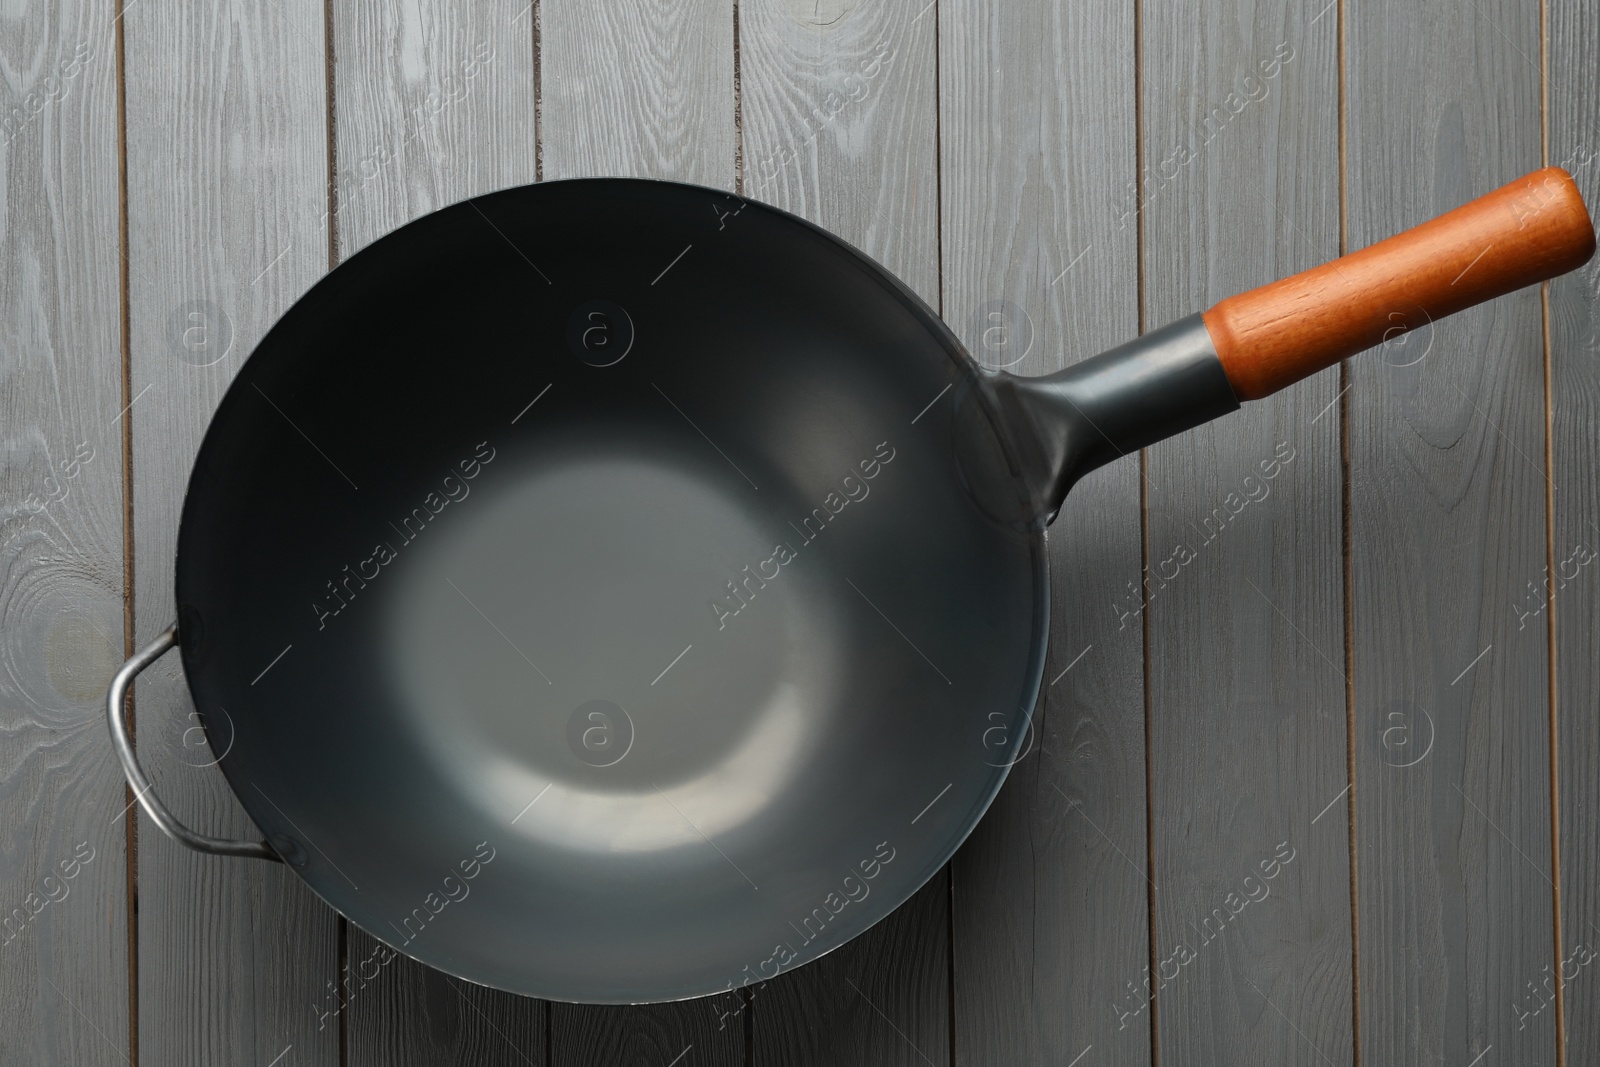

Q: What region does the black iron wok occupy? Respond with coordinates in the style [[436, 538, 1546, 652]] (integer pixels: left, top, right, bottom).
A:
[[107, 169, 1594, 1003]]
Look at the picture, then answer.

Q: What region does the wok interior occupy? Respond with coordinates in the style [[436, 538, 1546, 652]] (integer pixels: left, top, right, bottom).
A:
[[176, 179, 1048, 1001]]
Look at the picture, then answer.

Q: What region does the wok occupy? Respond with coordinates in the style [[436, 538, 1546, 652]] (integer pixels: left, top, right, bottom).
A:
[[107, 167, 1593, 1003]]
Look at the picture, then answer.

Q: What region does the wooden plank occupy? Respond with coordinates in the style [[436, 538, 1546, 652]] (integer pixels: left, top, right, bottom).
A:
[[741, 0, 937, 303], [936, 0, 1150, 1064], [345, 929, 548, 1066], [541, 0, 735, 187], [550, 1000, 739, 1066], [0, 2, 127, 1063], [1547, 0, 1600, 1059], [1345, 0, 1555, 1062], [539, 1, 741, 1060], [1141, 1, 1352, 1063], [326, 2, 544, 1060], [330, 0, 539, 261], [751, 877, 947, 1066], [737, 2, 945, 1064], [122, 2, 339, 1062]]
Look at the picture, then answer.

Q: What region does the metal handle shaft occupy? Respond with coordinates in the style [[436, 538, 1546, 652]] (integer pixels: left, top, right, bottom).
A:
[[106, 623, 279, 861]]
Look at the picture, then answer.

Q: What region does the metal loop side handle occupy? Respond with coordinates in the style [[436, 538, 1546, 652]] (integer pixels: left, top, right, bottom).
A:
[[106, 623, 280, 861]]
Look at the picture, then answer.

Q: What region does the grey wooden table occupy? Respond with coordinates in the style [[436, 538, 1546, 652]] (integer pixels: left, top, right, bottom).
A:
[[3, 0, 1597, 1063]]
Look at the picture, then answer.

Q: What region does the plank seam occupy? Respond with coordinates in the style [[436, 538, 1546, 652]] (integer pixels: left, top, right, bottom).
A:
[[731, 0, 742, 195], [930, 5, 954, 1062], [743, 980, 753, 1067], [535, 3, 549, 1051], [532, 0, 543, 183], [321, 2, 348, 1063], [1538, 0, 1566, 1058], [1133, 0, 1159, 1062], [1336, 0, 1362, 1063], [113, 0, 139, 1061], [323, 0, 339, 273]]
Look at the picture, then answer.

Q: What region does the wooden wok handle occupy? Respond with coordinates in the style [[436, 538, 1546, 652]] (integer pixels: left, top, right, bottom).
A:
[[1202, 166, 1597, 401]]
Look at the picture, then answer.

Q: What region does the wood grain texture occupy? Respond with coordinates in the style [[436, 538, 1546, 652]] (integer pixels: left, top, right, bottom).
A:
[[741, 0, 937, 304], [1142, 1, 1353, 1064], [936, 0, 1151, 1063], [738, 3, 946, 1064], [1346, 0, 1556, 1062], [1547, 0, 1600, 1059], [551, 998, 741, 1067], [326, 2, 543, 1061], [5, 1, 1600, 1061], [0, 2, 127, 1063], [1206, 167, 1595, 400], [540, 1, 740, 1061], [344, 928, 547, 1066], [541, 0, 734, 187], [752, 877, 948, 1067], [330, 0, 539, 262], [122, 1, 339, 1062]]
